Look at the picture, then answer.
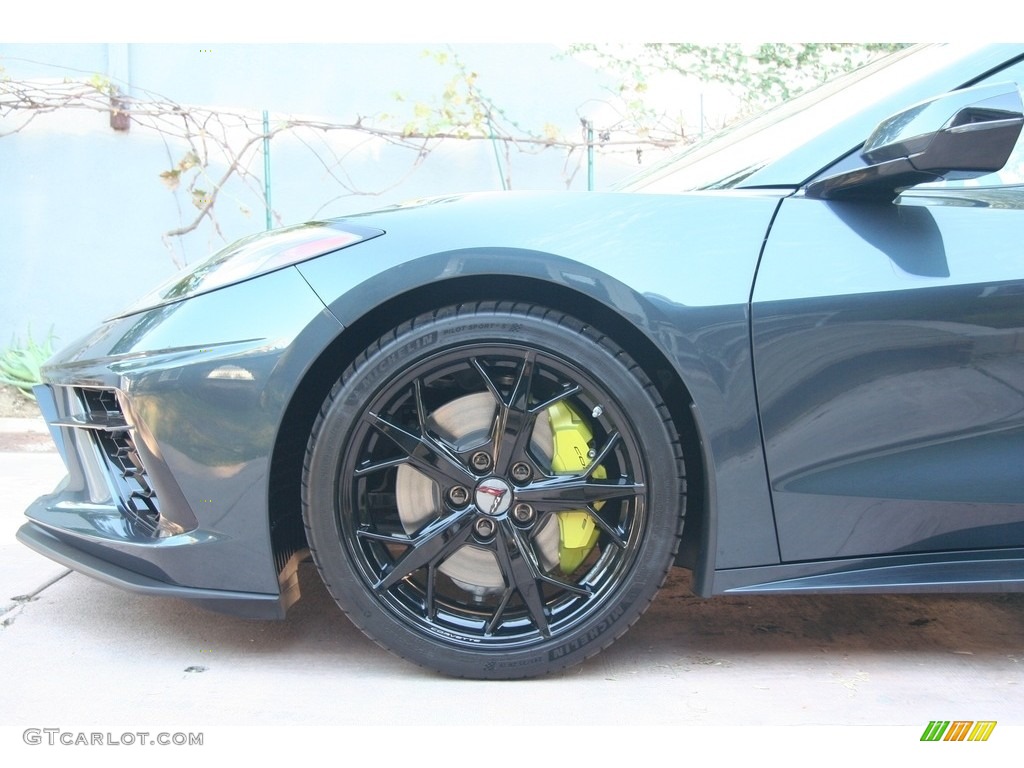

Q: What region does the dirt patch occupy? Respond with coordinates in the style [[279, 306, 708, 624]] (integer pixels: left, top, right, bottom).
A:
[[0, 430, 54, 452], [0, 385, 41, 418], [0, 385, 51, 451]]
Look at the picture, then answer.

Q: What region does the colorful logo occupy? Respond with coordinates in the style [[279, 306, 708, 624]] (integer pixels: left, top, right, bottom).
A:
[[920, 721, 997, 742]]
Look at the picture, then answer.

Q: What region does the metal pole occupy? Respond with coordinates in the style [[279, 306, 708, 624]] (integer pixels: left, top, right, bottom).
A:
[[262, 110, 272, 230], [488, 120, 508, 191], [586, 120, 594, 191]]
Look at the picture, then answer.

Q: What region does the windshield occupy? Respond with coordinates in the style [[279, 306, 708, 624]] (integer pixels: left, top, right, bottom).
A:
[[621, 44, 991, 193]]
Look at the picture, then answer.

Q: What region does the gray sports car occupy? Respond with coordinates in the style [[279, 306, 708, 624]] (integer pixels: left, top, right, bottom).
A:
[[19, 44, 1024, 678]]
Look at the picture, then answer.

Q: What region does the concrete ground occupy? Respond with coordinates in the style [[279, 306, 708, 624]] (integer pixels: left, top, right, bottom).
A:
[[2, 417, 1022, 733]]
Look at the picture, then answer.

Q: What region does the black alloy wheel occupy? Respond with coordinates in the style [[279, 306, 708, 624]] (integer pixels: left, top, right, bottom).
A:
[[302, 303, 685, 678]]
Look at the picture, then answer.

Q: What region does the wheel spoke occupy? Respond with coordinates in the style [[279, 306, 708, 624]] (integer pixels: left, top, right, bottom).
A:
[[589, 431, 622, 468], [485, 587, 516, 636], [530, 384, 582, 412], [355, 528, 410, 544], [473, 354, 543, 474], [368, 411, 476, 487], [425, 563, 437, 620], [536, 573, 593, 598], [493, 519, 551, 637], [370, 510, 475, 591], [353, 454, 408, 477], [517, 431, 642, 509], [585, 508, 628, 549], [476, 513, 596, 639], [536, 566, 593, 597], [516, 475, 643, 510]]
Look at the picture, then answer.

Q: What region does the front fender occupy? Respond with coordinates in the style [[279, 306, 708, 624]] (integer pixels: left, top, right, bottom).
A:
[[297, 190, 784, 569]]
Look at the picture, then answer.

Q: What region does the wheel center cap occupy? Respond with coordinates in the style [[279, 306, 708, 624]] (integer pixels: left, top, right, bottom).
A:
[[475, 478, 513, 516]]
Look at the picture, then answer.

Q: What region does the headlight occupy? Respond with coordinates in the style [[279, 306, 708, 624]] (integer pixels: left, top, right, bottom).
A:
[[114, 221, 383, 318]]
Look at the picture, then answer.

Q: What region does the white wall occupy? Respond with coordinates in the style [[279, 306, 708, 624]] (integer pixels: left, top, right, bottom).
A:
[[1, 43, 663, 348]]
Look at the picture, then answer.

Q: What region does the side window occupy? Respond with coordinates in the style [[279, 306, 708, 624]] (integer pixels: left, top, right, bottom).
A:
[[916, 59, 1024, 189]]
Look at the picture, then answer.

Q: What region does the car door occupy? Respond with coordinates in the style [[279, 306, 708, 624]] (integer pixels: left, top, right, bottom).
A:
[[751, 65, 1024, 563]]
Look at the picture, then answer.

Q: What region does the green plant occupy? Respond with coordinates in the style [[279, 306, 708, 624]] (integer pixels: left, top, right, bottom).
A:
[[0, 328, 55, 400]]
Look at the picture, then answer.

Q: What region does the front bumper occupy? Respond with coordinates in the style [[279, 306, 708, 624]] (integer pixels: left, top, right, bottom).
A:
[[17, 522, 287, 619], [20, 381, 290, 619], [19, 265, 343, 618]]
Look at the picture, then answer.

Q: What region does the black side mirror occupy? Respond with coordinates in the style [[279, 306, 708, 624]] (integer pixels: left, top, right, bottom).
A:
[[806, 82, 1024, 201]]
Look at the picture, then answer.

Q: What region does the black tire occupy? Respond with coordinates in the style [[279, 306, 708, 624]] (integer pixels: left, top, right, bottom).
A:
[[302, 303, 685, 678]]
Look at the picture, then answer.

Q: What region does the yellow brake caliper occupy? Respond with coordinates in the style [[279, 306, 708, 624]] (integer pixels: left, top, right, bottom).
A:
[[547, 401, 606, 574]]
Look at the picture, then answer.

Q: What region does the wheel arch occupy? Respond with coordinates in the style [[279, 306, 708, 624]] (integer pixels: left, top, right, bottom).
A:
[[267, 269, 711, 601]]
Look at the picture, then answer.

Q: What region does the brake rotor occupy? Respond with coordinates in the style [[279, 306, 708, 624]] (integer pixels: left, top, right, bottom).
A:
[[395, 393, 560, 597]]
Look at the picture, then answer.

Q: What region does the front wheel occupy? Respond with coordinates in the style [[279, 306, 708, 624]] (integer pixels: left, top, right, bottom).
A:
[[302, 303, 686, 678]]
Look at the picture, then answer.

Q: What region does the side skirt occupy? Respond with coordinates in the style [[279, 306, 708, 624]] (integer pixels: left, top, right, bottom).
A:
[[711, 547, 1024, 595]]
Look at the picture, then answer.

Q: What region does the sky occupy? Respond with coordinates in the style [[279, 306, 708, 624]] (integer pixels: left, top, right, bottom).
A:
[[6, 1, 1013, 44]]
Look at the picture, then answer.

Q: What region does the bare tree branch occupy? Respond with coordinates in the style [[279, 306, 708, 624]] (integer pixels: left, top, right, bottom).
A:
[[0, 69, 681, 266]]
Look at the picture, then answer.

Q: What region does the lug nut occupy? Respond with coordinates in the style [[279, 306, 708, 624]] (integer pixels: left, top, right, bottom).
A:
[[474, 518, 496, 537], [470, 451, 492, 472], [511, 462, 532, 482], [512, 503, 535, 524], [448, 486, 469, 506]]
